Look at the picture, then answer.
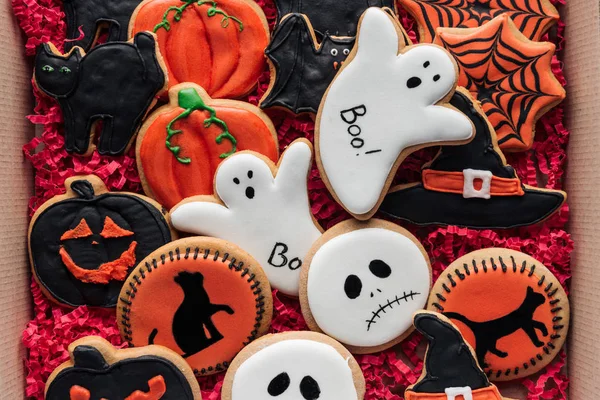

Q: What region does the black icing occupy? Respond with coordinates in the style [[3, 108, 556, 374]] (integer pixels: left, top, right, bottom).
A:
[[46, 346, 195, 399], [369, 260, 391, 278], [34, 32, 165, 155], [262, 14, 355, 114], [411, 312, 491, 393], [30, 179, 172, 307], [299, 376, 321, 400], [268, 372, 291, 396]]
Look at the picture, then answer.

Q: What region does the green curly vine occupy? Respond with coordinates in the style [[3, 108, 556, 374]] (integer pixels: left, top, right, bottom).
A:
[[153, 0, 244, 33], [165, 87, 237, 164]]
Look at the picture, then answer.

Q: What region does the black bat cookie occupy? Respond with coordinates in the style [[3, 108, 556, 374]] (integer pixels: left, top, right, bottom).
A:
[[34, 32, 166, 156], [274, 0, 395, 37], [63, 0, 145, 52], [261, 13, 355, 115]]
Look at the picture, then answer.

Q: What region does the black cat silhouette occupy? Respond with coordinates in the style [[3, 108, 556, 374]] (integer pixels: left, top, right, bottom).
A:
[[63, 0, 145, 52], [444, 286, 548, 366], [34, 32, 165, 156], [149, 271, 234, 358]]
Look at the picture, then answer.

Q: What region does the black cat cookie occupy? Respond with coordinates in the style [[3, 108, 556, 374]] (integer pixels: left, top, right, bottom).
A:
[[405, 312, 512, 400], [34, 32, 167, 156], [428, 248, 569, 381], [117, 237, 273, 376], [45, 336, 202, 399], [28, 175, 174, 308], [260, 13, 355, 115]]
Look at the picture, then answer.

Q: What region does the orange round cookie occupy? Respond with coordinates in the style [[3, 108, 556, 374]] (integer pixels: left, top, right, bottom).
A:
[[117, 237, 272, 376], [428, 248, 569, 381]]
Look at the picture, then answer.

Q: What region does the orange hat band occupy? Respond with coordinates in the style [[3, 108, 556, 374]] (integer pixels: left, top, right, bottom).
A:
[[405, 386, 504, 400], [423, 169, 524, 198]]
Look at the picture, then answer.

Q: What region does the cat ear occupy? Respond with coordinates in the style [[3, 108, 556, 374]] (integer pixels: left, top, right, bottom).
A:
[[40, 43, 54, 57], [69, 47, 84, 61], [355, 8, 399, 62], [527, 286, 534, 293]]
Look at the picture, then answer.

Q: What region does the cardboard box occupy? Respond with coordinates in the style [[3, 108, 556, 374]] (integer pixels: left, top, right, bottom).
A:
[[0, 0, 595, 397]]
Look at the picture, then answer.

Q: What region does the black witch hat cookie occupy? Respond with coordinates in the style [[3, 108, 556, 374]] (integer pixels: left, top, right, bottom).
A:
[[405, 312, 510, 400], [28, 175, 174, 308], [45, 336, 202, 399], [380, 89, 566, 229]]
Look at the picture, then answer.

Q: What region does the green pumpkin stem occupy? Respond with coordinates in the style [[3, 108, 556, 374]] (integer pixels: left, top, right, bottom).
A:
[[165, 88, 238, 163], [153, 0, 244, 33]]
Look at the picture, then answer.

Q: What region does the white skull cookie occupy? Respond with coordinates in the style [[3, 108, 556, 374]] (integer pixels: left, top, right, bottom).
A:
[[300, 219, 432, 353], [221, 331, 365, 400]]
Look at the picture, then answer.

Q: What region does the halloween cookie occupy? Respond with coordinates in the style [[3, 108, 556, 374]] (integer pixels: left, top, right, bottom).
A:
[[129, 0, 269, 99], [315, 7, 474, 220], [222, 331, 366, 400], [45, 336, 201, 399], [379, 89, 566, 229], [136, 83, 279, 209], [34, 32, 167, 156], [405, 312, 511, 400], [28, 175, 174, 308], [428, 248, 569, 381], [398, 0, 558, 43], [300, 219, 431, 353], [117, 237, 273, 375], [171, 139, 322, 297], [434, 15, 566, 152], [260, 13, 355, 114]]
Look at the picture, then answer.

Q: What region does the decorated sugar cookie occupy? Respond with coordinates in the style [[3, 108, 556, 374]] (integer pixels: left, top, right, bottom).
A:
[[428, 248, 569, 381], [45, 336, 202, 400], [136, 83, 279, 209], [28, 175, 174, 308], [315, 7, 474, 220], [34, 32, 167, 156], [398, 0, 558, 43], [379, 89, 566, 229], [434, 15, 566, 152], [300, 219, 432, 353], [405, 312, 510, 400], [129, 0, 269, 99], [222, 331, 366, 400], [117, 237, 273, 375], [171, 139, 322, 297], [260, 13, 355, 114]]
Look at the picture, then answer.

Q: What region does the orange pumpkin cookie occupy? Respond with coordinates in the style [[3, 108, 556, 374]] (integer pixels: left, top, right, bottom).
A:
[[136, 83, 279, 209], [117, 237, 273, 376], [434, 15, 565, 152], [399, 0, 558, 43], [129, 0, 269, 99], [428, 248, 569, 381]]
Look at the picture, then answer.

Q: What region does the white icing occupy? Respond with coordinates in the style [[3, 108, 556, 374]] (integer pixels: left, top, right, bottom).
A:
[[462, 169, 492, 199], [231, 339, 358, 400], [171, 141, 322, 296], [317, 7, 474, 215], [445, 386, 473, 400], [306, 227, 431, 347]]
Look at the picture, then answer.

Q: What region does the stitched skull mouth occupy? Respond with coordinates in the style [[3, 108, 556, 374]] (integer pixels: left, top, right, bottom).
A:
[[366, 291, 421, 331]]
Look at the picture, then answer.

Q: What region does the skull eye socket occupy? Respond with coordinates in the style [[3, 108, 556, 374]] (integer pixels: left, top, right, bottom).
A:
[[100, 216, 134, 239], [268, 372, 290, 396], [344, 274, 362, 299], [61, 219, 93, 240], [369, 259, 392, 278]]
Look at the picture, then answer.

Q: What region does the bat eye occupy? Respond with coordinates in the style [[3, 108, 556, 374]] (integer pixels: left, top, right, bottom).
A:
[[343, 49, 350, 55], [330, 48, 338, 56]]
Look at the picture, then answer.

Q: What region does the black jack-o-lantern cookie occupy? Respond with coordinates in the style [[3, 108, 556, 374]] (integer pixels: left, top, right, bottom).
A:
[[222, 331, 366, 400], [117, 237, 273, 375], [28, 175, 174, 308], [300, 219, 432, 354], [428, 248, 569, 381], [45, 336, 202, 400]]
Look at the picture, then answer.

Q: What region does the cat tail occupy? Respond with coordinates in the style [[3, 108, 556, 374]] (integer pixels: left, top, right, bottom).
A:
[[443, 312, 476, 328], [133, 32, 165, 85]]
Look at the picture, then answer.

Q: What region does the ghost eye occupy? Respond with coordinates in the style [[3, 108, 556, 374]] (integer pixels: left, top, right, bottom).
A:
[[59, 66, 72, 74], [248, 170, 253, 179], [268, 372, 290, 396], [369, 259, 392, 278], [42, 65, 54, 72], [344, 274, 362, 299], [330, 48, 338, 56], [300, 376, 321, 400], [343, 48, 350, 55], [233, 177, 240, 184]]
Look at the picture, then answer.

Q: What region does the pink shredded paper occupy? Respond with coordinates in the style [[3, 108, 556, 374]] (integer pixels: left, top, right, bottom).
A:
[[12, 0, 571, 397]]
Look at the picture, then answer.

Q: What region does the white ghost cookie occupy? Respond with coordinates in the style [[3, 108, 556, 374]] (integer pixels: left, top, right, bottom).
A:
[[222, 331, 366, 400], [315, 7, 474, 220], [171, 139, 323, 297], [299, 219, 432, 353]]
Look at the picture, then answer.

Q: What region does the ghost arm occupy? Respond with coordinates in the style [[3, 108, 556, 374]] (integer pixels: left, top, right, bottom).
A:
[[170, 201, 237, 237], [274, 141, 313, 203], [418, 105, 474, 144]]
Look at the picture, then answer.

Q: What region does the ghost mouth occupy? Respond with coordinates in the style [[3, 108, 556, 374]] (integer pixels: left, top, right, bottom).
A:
[[366, 291, 421, 331]]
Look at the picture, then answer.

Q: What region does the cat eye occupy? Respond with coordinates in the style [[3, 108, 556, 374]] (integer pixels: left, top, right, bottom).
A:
[[343, 49, 350, 55], [60, 66, 72, 74], [42, 65, 54, 72], [330, 48, 338, 56]]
